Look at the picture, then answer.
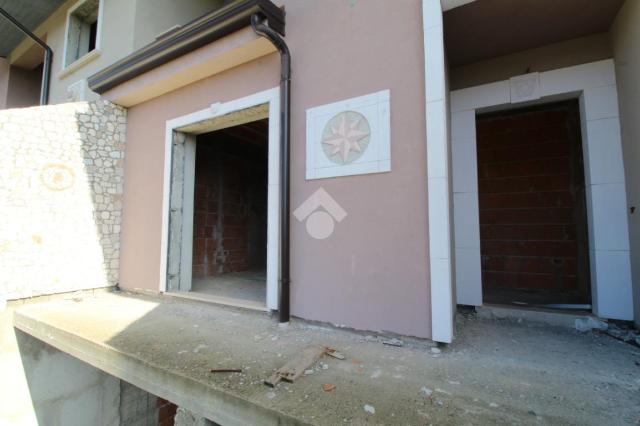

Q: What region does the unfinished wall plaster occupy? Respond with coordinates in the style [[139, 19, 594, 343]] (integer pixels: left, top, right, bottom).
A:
[[0, 100, 126, 300]]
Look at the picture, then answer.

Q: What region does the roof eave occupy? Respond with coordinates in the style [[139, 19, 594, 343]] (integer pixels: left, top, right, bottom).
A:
[[88, 0, 284, 94]]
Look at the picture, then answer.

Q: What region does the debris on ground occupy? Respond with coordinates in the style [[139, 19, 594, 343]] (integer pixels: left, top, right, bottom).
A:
[[382, 338, 404, 347], [575, 317, 640, 347], [325, 347, 345, 359], [265, 345, 345, 386], [210, 368, 242, 373], [363, 404, 375, 414], [420, 386, 433, 397], [574, 317, 608, 332], [322, 383, 336, 392], [600, 324, 640, 347], [430, 347, 441, 354]]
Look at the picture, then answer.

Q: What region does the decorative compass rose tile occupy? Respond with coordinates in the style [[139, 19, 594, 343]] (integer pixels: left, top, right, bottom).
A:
[[306, 90, 390, 180], [321, 111, 370, 165]]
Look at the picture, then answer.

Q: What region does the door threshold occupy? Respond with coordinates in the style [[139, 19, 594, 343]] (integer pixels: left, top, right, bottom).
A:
[[476, 304, 593, 329], [164, 291, 269, 313], [483, 302, 591, 315]]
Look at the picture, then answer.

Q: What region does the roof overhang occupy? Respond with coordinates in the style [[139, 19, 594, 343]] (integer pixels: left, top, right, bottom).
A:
[[444, 0, 625, 67], [88, 0, 284, 95], [0, 0, 66, 59]]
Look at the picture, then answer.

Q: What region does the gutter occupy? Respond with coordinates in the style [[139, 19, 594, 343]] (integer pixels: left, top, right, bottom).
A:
[[251, 13, 291, 323], [88, 0, 284, 94], [0, 7, 53, 105]]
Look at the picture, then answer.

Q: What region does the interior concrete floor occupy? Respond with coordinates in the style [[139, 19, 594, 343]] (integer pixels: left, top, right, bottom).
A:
[[13, 292, 640, 426], [191, 270, 266, 306]]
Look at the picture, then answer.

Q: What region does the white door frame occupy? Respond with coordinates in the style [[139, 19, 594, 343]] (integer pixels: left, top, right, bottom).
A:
[[159, 87, 281, 310], [450, 59, 634, 320]]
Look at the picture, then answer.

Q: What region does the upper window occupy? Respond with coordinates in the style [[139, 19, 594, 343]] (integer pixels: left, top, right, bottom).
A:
[[64, 0, 100, 67]]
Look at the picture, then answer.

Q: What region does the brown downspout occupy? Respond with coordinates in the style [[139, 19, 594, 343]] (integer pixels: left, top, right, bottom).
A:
[[251, 13, 291, 323]]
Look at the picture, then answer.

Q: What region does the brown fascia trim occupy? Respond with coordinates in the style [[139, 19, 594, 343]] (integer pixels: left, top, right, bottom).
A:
[[87, 0, 284, 94]]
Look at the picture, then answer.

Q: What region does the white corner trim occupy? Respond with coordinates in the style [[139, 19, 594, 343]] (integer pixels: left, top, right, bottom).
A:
[[160, 87, 281, 310], [449, 59, 633, 320], [423, 0, 454, 343]]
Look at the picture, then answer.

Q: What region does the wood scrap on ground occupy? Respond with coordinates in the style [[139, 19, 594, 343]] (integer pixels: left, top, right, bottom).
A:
[[324, 346, 345, 359], [264, 345, 345, 387], [210, 368, 242, 373]]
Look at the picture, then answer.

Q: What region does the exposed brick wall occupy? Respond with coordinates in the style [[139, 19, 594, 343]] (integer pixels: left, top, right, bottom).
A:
[[192, 138, 266, 279], [192, 144, 219, 279], [476, 101, 590, 304], [157, 398, 178, 426]]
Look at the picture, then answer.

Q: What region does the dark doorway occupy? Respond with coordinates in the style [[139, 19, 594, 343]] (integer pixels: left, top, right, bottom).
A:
[[476, 100, 591, 307], [191, 119, 268, 305]]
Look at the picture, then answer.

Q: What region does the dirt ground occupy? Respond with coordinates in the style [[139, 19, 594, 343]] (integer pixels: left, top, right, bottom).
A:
[[14, 293, 640, 425], [283, 309, 640, 425], [418, 312, 640, 425]]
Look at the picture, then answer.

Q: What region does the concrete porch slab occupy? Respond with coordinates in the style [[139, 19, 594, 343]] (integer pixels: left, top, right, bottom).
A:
[[13, 292, 640, 425]]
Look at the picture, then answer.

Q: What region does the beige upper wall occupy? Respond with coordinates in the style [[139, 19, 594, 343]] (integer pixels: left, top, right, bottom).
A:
[[8, 0, 223, 105], [10, 0, 136, 104], [120, 0, 432, 338], [611, 0, 640, 327], [132, 0, 224, 50], [449, 32, 612, 90]]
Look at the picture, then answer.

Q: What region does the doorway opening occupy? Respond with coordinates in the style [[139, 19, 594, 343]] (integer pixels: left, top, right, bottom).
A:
[[163, 88, 280, 311], [476, 100, 591, 309], [190, 119, 268, 306]]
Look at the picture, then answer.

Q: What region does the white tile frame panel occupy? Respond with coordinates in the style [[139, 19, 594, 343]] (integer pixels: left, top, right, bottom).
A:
[[160, 87, 281, 311], [450, 59, 633, 320], [423, 0, 453, 343], [305, 90, 391, 180]]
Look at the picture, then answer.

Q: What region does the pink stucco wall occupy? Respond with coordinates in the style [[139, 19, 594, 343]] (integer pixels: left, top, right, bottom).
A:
[[119, 0, 431, 338]]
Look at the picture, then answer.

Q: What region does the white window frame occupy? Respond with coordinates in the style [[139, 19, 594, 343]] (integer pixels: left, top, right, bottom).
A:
[[61, 0, 104, 74], [160, 87, 281, 311]]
